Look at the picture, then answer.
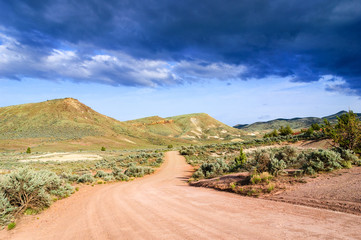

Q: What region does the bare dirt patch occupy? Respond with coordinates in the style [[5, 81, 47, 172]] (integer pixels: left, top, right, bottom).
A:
[[18, 153, 102, 162], [266, 167, 361, 215], [293, 139, 334, 149], [191, 166, 361, 215]]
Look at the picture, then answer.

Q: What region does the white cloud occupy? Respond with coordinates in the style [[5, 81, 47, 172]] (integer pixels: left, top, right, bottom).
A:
[[319, 75, 358, 96], [0, 33, 246, 87], [173, 60, 246, 81]]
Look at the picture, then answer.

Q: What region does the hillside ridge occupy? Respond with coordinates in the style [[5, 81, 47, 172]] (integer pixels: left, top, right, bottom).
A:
[[234, 111, 361, 132], [0, 98, 241, 151]]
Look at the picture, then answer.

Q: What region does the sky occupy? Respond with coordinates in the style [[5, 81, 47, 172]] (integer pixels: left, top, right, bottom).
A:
[[0, 0, 360, 125]]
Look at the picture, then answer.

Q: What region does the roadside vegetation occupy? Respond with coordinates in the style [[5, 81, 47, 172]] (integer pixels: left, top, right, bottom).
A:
[[184, 111, 360, 197]]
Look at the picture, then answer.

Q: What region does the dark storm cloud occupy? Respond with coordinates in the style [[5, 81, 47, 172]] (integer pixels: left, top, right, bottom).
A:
[[0, 0, 360, 93]]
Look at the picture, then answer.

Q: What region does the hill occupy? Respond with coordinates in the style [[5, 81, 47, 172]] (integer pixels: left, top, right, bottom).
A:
[[0, 98, 242, 151], [234, 111, 361, 133], [127, 113, 241, 140], [0, 98, 116, 140], [0, 98, 154, 151]]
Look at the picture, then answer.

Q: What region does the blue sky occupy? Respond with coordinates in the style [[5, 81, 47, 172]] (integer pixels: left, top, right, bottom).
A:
[[0, 1, 360, 125]]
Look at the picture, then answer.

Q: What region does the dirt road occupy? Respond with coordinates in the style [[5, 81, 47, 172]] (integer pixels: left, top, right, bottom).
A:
[[2, 151, 360, 240]]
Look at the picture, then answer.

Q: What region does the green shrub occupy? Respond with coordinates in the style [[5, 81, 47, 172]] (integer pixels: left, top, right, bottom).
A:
[[0, 192, 15, 225], [263, 129, 278, 138], [0, 168, 62, 213], [274, 146, 297, 166], [269, 158, 286, 176], [50, 184, 74, 198], [0, 168, 73, 224], [60, 172, 79, 182], [341, 161, 352, 169], [234, 148, 247, 169], [267, 183, 275, 193], [192, 159, 229, 179], [192, 169, 205, 179], [125, 166, 154, 177], [305, 166, 316, 175], [250, 174, 261, 184], [101, 146, 106, 151], [259, 172, 273, 181], [94, 170, 108, 178], [103, 175, 115, 181], [279, 125, 293, 136], [26, 147, 31, 154], [180, 149, 194, 156], [301, 149, 343, 174], [111, 167, 129, 181], [332, 147, 359, 164], [323, 111, 361, 153], [77, 173, 95, 183], [253, 150, 271, 173]]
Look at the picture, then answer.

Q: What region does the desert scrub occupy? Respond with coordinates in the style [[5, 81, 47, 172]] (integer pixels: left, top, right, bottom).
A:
[[124, 166, 154, 178], [259, 172, 273, 182], [299, 149, 344, 174], [250, 174, 262, 184], [94, 170, 108, 178], [332, 147, 361, 165], [267, 183, 275, 193], [230, 182, 236, 190], [60, 172, 79, 182], [49, 184, 74, 198], [269, 158, 286, 176], [0, 168, 74, 225], [250, 149, 272, 173], [104, 175, 115, 181], [250, 172, 273, 185], [192, 159, 229, 179], [77, 173, 95, 183], [273, 146, 297, 167], [112, 167, 129, 181], [0, 192, 14, 225]]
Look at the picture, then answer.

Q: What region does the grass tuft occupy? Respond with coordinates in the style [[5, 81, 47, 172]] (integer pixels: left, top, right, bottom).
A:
[[7, 222, 16, 230]]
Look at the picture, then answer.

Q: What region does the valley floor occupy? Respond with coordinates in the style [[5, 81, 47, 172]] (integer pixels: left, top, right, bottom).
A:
[[1, 151, 360, 240]]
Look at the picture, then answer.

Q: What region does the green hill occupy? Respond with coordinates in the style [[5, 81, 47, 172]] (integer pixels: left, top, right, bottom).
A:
[[0, 98, 242, 151], [234, 111, 361, 133], [0, 98, 115, 140], [0, 98, 155, 151], [127, 113, 242, 140]]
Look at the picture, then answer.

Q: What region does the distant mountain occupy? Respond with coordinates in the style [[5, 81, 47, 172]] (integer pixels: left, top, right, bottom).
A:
[[234, 111, 361, 133], [0, 98, 242, 151], [233, 124, 248, 129]]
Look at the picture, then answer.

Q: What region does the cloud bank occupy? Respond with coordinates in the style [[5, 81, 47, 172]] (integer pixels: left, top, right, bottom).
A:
[[0, 0, 360, 94]]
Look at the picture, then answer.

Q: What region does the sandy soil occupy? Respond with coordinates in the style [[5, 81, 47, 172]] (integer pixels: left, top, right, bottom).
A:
[[267, 167, 361, 215], [1, 151, 360, 240], [190, 166, 361, 215], [18, 153, 102, 162], [244, 139, 334, 153]]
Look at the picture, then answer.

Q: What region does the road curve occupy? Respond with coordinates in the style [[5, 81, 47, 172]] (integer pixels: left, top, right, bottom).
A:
[[2, 151, 360, 240]]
